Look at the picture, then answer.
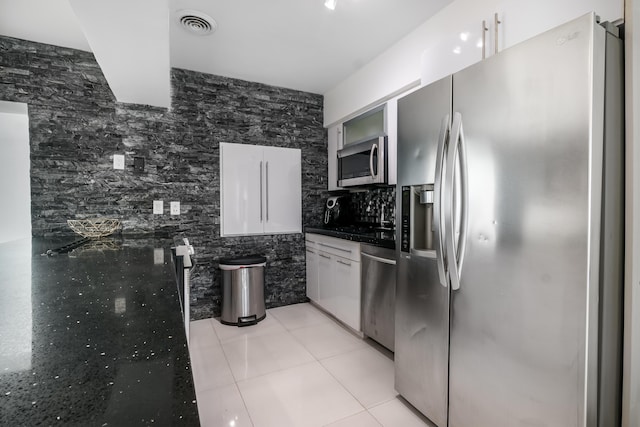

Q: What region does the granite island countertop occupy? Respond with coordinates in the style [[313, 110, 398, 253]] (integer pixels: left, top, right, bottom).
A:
[[0, 237, 199, 426]]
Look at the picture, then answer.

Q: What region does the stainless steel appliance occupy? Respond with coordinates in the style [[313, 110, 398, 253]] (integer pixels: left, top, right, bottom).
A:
[[323, 196, 351, 226], [361, 243, 396, 351], [395, 14, 623, 427], [337, 136, 387, 186]]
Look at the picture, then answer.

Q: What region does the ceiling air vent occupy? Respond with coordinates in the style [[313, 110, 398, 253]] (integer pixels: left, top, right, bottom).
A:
[[177, 10, 217, 36]]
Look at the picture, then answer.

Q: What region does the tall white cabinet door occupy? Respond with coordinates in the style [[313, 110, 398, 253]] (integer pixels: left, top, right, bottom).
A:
[[305, 244, 319, 302], [220, 142, 264, 236], [317, 251, 333, 311], [333, 256, 361, 331], [263, 146, 302, 234]]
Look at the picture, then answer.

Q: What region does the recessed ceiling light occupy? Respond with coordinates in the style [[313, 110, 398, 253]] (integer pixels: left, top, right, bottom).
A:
[[176, 9, 217, 36], [324, 0, 337, 10]]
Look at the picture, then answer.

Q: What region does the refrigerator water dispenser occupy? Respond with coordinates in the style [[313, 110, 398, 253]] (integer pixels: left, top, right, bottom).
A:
[[401, 184, 436, 257]]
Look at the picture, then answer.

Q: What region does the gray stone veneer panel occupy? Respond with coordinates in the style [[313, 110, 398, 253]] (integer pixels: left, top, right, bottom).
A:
[[0, 36, 328, 319]]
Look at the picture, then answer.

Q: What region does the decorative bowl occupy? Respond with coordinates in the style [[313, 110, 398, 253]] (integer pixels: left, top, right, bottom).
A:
[[67, 218, 121, 238]]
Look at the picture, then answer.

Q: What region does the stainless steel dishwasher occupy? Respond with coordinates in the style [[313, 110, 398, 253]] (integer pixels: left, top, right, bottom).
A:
[[361, 243, 396, 351]]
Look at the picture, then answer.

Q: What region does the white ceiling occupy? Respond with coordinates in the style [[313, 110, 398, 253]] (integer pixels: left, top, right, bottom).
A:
[[0, 0, 452, 105]]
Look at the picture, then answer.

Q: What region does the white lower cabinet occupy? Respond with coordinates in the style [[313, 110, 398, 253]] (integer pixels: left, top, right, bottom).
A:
[[305, 233, 361, 331], [305, 239, 319, 302], [317, 251, 333, 307], [330, 254, 361, 331]]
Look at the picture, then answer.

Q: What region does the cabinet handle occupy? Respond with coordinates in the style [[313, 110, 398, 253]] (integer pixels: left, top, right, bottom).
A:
[[318, 242, 352, 253], [481, 20, 489, 59], [306, 248, 315, 254], [336, 259, 351, 266], [319, 253, 331, 259], [266, 161, 269, 222], [494, 13, 501, 55], [259, 161, 263, 222]]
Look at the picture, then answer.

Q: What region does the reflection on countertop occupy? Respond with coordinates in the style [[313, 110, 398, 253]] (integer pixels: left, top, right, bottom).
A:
[[305, 225, 396, 249], [0, 236, 199, 426]]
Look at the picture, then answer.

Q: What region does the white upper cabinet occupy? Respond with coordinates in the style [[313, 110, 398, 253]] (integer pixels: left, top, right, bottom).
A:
[[421, 0, 624, 85], [495, 0, 623, 54], [421, 0, 623, 87], [220, 142, 301, 236], [220, 143, 264, 236], [324, 0, 623, 127], [262, 146, 302, 234]]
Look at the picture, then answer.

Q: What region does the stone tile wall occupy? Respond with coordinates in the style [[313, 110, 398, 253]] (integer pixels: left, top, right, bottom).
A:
[[0, 36, 328, 319]]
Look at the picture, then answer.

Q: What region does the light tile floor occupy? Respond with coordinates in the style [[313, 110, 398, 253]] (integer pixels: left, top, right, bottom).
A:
[[189, 302, 436, 427]]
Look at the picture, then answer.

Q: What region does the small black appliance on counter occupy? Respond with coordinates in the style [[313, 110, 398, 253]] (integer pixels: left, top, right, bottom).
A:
[[323, 196, 351, 227]]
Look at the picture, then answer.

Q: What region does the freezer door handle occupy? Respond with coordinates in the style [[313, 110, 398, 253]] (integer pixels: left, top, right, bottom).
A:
[[434, 114, 450, 288], [445, 112, 469, 291]]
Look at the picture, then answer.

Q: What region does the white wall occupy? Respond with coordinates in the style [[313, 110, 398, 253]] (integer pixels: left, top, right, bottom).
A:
[[0, 101, 31, 243], [624, 1, 640, 425]]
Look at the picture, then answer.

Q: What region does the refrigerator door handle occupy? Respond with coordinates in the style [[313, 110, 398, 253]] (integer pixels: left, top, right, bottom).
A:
[[434, 114, 450, 288], [446, 112, 469, 291], [369, 142, 379, 179]]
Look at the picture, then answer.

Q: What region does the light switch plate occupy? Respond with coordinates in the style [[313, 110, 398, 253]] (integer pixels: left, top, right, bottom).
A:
[[170, 201, 180, 215], [113, 154, 125, 170], [153, 200, 163, 215], [153, 248, 164, 265]]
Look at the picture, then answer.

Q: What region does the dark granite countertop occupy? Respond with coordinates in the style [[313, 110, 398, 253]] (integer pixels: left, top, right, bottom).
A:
[[305, 225, 396, 250], [0, 236, 199, 426]]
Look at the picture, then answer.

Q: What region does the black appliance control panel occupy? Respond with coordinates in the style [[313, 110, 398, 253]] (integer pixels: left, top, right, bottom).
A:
[[401, 186, 410, 253]]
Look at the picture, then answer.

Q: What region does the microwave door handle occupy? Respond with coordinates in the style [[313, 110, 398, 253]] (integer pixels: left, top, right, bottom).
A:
[[369, 143, 378, 178]]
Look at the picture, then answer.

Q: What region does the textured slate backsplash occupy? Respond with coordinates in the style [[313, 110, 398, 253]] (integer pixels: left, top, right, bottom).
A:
[[348, 187, 396, 226], [0, 36, 328, 319]]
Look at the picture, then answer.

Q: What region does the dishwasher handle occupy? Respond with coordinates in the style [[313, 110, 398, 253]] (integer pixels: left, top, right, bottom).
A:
[[361, 252, 396, 265]]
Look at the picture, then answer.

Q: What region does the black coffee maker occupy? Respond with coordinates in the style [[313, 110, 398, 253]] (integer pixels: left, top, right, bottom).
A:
[[324, 196, 350, 226]]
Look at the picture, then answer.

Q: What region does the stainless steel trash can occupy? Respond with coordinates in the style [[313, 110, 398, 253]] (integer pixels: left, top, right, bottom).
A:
[[219, 255, 267, 326]]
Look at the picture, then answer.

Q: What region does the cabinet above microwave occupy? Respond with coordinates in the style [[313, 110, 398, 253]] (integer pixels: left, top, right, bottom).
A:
[[343, 104, 386, 146]]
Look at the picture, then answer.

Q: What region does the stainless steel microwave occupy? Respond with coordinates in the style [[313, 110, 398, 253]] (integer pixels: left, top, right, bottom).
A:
[[337, 136, 387, 187]]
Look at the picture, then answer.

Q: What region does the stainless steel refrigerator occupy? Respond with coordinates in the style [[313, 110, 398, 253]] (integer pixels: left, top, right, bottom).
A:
[[394, 13, 623, 427]]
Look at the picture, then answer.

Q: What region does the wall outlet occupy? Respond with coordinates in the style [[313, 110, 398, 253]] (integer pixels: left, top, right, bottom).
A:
[[170, 201, 180, 215], [113, 154, 125, 170], [153, 200, 163, 215], [134, 156, 145, 172]]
